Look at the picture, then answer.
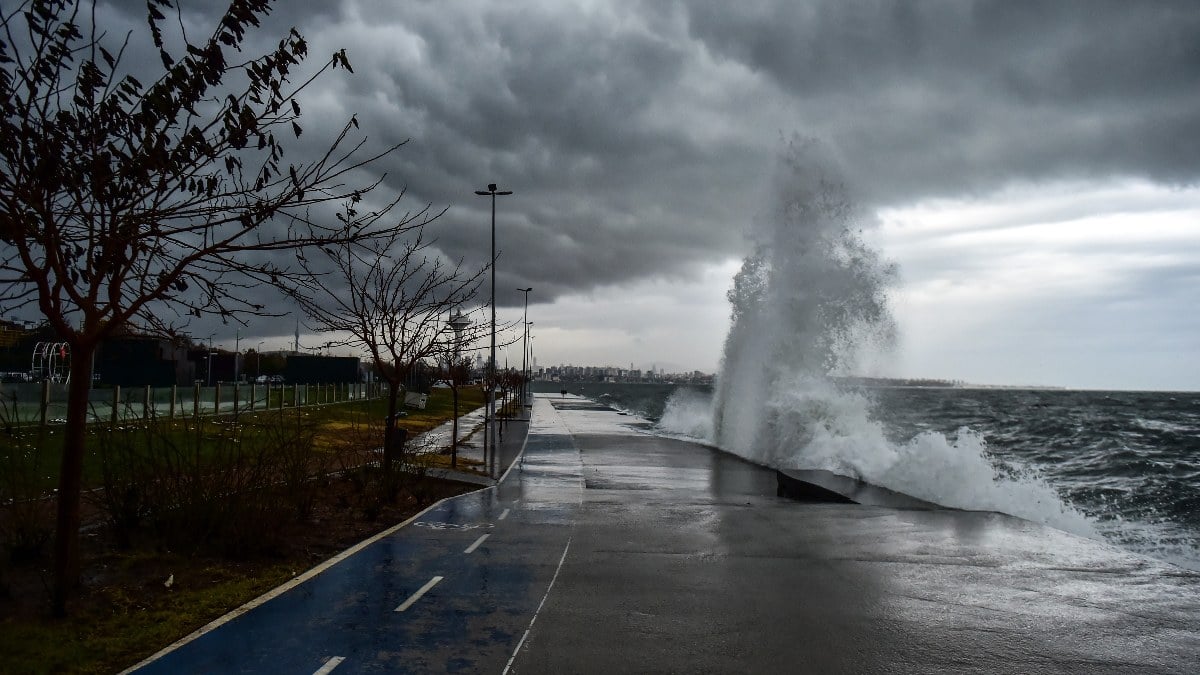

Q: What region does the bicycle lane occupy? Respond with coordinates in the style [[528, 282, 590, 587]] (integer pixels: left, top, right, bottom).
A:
[[124, 398, 581, 674]]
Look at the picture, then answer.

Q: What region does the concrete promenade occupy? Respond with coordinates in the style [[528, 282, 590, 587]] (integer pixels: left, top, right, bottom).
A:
[[128, 394, 1200, 673]]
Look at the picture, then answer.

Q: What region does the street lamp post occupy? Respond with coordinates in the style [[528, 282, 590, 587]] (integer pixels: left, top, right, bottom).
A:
[[517, 287, 532, 415], [256, 341, 265, 378], [475, 183, 512, 477]]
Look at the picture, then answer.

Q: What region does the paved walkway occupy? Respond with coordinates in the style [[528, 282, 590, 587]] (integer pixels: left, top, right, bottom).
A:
[[127, 394, 1200, 674], [409, 398, 528, 486], [405, 404, 487, 457]]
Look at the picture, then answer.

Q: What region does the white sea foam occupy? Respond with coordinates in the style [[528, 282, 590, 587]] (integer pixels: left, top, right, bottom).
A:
[[665, 376, 1100, 538]]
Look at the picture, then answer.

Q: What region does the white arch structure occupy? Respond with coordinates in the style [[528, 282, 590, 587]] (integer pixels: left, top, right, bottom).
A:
[[32, 341, 70, 383]]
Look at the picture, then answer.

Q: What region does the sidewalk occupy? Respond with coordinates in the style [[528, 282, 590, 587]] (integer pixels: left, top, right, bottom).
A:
[[405, 400, 530, 486], [405, 404, 487, 457]]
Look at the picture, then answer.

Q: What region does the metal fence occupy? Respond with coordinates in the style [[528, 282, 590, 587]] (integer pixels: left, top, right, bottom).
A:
[[0, 381, 383, 426]]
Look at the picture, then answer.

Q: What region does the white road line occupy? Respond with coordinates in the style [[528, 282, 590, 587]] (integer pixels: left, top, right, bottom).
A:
[[464, 533, 490, 554], [394, 576, 443, 612], [498, 508, 511, 521], [502, 537, 573, 675], [312, 656, 345, 675]]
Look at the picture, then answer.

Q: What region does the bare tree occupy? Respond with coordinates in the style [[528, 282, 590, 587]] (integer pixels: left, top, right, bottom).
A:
[[0, 0, 419, 615], [287, 212, 494, 475], [434, 349, 474, 469]]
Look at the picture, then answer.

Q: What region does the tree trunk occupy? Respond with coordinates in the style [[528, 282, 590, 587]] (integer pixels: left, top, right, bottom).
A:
[[51, 347, 95, 617], [382, 383, 401, 473]]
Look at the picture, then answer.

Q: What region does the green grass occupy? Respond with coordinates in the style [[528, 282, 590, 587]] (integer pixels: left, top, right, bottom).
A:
[[0, 386, 486, 494]]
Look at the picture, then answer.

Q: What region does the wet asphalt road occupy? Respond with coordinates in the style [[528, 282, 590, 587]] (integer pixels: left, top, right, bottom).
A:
[[128, 395, 1200, 674]]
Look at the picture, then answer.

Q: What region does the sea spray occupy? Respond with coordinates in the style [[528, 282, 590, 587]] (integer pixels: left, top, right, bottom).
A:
[[658, 388, 715, 441], [711, 138, 1099, 538], [713, 137, 895, 457]]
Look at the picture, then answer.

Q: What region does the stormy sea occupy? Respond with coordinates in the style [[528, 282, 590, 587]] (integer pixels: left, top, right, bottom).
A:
[[534, 380, 1200, 573], [536, 137, 1200, 573]]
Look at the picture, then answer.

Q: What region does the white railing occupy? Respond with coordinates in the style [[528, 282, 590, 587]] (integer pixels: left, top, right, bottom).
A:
[[0, 381, 385, 426]]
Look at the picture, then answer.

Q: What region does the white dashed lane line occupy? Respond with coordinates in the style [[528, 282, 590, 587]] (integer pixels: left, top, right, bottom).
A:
[[312, 655, 344, 674], [394, 576, 444, 612], [498, 508, 511, 521], [464, 533, 491, 554]]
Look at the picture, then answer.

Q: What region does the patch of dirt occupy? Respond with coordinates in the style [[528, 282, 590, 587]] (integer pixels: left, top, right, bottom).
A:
[[0, 473, 477, 625]]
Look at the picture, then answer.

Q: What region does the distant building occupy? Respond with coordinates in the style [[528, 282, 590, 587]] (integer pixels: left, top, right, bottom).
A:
[[0, 319, 39, 373], [0, 319, 28, 349], [284, 355, 360, 384], [184, 348, 237, 385], [99, 336, 195, 386]]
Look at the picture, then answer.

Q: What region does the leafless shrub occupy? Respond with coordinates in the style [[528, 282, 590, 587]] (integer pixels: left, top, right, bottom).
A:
[[0, 392, 53, 564]]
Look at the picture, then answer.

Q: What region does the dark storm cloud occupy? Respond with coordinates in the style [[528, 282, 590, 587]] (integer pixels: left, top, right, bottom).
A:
[[684, 0, 1200, 202], [99, 0, 344, 31], [301, 0, 763, 307], [317, 0, 1200, 310], [69, 1, 1200, 322]]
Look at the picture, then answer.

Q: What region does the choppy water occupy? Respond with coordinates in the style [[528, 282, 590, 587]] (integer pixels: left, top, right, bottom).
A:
[[868, 386, 1200, 571], [535, 381, 1200, 572]]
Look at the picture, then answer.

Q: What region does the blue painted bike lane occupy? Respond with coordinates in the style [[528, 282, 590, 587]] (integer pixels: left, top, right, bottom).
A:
[[125, 400, 581, 674]]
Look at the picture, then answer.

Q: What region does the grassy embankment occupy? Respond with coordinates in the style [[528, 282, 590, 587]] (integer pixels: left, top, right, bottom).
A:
[[0, 386, 485, 674]]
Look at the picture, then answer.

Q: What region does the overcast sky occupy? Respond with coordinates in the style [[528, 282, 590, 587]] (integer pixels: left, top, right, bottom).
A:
[[105, 1, 1200, 390]]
